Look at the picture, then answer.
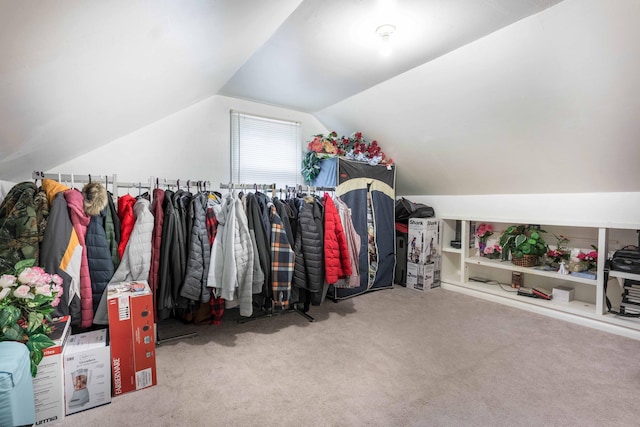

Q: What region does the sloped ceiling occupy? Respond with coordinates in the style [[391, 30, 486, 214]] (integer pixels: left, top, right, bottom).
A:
[[0, 0, 586, 194], [0, 0, 303, 179]]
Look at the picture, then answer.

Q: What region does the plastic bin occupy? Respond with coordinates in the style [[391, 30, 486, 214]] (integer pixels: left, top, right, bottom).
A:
[[0, 341, 36, 427]]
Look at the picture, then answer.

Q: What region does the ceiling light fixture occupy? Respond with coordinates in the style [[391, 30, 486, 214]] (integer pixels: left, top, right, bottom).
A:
[[376, 24, 396, 57]]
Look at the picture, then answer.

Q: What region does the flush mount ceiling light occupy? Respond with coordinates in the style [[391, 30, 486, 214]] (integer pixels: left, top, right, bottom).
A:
[[376, 24, 396, 56]]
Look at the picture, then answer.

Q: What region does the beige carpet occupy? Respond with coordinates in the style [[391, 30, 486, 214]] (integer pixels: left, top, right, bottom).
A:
[[58, 286, 640, 427]]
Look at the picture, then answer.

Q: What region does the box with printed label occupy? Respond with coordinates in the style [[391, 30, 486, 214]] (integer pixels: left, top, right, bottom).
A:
[[107, 281, 157, 396], [32, 316, 71, 426], [63, 329, 111, 415], [406, 262, 440, 291], [407, 218, 442, 291]]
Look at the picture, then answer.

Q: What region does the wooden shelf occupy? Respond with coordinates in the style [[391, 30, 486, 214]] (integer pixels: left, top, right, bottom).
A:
[[465, 256, 597, 286]]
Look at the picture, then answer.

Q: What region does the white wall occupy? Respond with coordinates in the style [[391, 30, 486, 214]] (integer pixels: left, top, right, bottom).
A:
[[48, 95, 328, 191], [315, 0, 640, 196], [407, 192, 640, 229]]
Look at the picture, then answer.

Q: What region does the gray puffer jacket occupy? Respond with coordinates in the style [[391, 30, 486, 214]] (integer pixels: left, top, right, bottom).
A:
[[181, 193, 216, 302]]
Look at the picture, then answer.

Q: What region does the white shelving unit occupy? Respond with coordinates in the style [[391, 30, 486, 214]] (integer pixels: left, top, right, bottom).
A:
[[439, 218, 640, 340]]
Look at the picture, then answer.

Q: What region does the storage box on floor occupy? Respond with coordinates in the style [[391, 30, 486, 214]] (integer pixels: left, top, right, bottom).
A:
[[32, 315, 71, 426], [406, 218, 442, 291], [63, 329, 111, 415], [107, 280, 157, 396]]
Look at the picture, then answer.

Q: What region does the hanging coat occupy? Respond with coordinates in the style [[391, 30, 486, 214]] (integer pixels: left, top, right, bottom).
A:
[[0, 182, 48, 272], [148, 187, 165, 317], [323, 193, 352, 285], [64, 189, 94, 328], [181, 193, 215, 303], [117, 194, 136, 259], [40, 183, 82, 325]]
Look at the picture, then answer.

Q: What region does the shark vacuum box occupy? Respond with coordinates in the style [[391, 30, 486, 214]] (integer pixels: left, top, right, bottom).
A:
[[107, 280, 157, 396], [63, 329, 111, 415]]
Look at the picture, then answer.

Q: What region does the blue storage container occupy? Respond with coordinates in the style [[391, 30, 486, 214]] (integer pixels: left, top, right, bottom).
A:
[[0, 341, 36, 427]]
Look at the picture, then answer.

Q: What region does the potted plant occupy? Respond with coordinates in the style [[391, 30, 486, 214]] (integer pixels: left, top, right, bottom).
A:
[[499, 224, 548, 267], [544, 234, 571, 270]]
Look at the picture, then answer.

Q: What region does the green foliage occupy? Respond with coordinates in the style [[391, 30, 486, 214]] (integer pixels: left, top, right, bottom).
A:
[[499, 225, 548, 261]]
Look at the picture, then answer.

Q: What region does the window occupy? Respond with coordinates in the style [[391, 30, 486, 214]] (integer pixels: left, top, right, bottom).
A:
[[230, 110, 302, 188]]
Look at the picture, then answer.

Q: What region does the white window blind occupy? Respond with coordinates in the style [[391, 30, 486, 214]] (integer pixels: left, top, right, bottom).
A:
[[230, 110, 302, 188]]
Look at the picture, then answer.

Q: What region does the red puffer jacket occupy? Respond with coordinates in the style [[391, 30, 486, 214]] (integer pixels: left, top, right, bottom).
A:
[[117, 194, 136, 258], [323, 193, 351, 284]]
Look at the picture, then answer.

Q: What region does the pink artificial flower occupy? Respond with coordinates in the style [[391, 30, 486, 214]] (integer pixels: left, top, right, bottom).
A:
[[0, 274, 16, 288], [52, 274, 63, 286], [484, 246, 494, 254], [13, 284, 34, 299], [18, 268, 38, 285], [0, 287, 10, 300], [35, 285, 53, 297], [52, 296, 61, 307]]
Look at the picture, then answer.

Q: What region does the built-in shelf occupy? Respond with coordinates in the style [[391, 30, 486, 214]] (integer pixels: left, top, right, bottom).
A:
[[438, 218, 640, 340]]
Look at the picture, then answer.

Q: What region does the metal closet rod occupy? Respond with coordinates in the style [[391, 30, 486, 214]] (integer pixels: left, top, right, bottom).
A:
[[153, 177, 211, 190], [220, 182, 335, 192]]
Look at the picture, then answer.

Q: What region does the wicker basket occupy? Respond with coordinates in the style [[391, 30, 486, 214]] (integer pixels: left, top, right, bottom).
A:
[[511, 254, 538, 267]]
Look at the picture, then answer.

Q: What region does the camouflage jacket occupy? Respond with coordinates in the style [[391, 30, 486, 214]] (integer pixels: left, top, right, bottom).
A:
[[0, 181, 48, 273]]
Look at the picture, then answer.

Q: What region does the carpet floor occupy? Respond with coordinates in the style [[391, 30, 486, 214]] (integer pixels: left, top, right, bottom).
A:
[[57, 286, 640, 426]]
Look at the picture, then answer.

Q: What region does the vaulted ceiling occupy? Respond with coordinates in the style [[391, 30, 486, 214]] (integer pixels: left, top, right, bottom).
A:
[[0, 0, 566, 186]]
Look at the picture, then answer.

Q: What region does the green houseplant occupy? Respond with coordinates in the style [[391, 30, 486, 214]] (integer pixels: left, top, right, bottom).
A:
[[499, 225, 548, 267]]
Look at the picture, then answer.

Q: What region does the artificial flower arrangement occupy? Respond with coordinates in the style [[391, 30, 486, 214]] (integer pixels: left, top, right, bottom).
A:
[[545, 234, 571, 267], [0, 259, 63, 376], [475, 223, 493, 244], [577, 247, 599, 271], [482, 244, 502, 259], [302, 131, 393, 182]]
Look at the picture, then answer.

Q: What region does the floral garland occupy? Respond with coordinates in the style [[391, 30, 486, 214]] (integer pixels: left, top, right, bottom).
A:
[[302, 131, 393, 182]]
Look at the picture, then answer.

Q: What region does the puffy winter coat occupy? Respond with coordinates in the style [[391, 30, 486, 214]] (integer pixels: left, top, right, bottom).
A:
[[82, 183, 113, 314], [40, 183, 82, 325], [110, 197, 153, 283], [292, 196, 324, 296], [117, 194, 136, 258], [181, 193, 214, 303], [64, 189, 93, 327], [323, 194, 351, 284]]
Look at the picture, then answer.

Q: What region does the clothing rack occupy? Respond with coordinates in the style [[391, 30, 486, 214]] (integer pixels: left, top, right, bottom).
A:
[[219, 181, 340, 324], [32, 170, 153, 198], [219, 182, 335, 195], [153, 177, 211, 192], [150, 176, 213, 345]]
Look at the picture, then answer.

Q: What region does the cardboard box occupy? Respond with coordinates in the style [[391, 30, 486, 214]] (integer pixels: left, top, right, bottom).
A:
[[406, 262, 440, 291], [407, 218, 442, 291], [107, 281, 157, 396], [32, 316, 72, 426], [553, 286, 575, 302], [63, 329, 111, 415]]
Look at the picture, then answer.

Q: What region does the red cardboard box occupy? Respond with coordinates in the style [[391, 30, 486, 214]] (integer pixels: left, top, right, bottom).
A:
[[107, 281, 157, 396]]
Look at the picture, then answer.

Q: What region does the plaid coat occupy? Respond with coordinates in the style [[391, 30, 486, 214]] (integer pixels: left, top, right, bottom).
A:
[[270, 206, 294, 308]]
